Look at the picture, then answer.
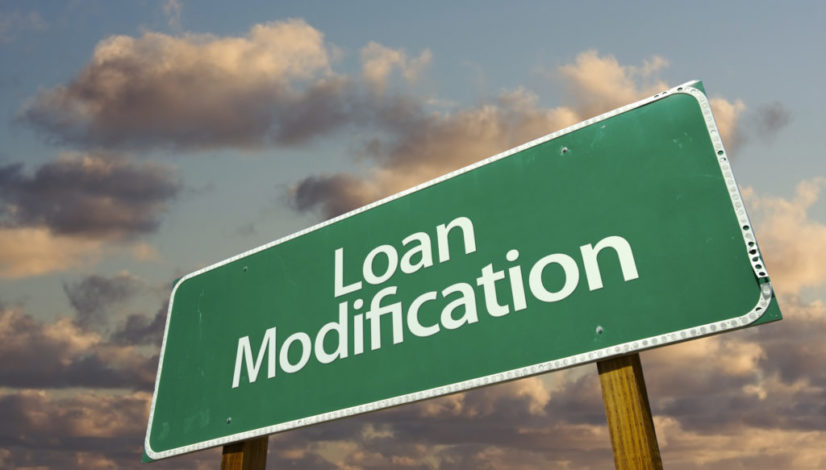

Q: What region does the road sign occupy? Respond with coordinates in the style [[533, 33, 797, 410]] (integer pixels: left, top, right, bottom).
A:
[[145, 81, 781, 460]]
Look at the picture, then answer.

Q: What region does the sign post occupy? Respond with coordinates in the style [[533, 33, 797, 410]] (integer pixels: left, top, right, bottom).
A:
[[144, 81, 781, 464], [220, 437, 268, 470], [598, 354, 662, 469]]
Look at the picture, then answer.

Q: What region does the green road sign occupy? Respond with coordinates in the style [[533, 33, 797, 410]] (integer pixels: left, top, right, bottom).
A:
[[145, 81, 781, 460]]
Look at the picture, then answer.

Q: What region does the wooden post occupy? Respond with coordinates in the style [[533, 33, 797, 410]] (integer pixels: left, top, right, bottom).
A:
[[221, 436, 268, 470], [597, 353, 663, 470]]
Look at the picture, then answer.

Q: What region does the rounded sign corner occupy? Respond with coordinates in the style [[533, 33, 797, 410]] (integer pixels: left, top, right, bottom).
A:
[[143, 436, 160, 461]]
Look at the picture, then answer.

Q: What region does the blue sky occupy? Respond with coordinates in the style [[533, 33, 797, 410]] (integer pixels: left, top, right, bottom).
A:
[[1, 1, 825, 469]]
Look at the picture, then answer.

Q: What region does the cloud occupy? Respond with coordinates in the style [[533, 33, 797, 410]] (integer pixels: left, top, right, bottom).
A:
[[748, 101, 792, 144], [256, 375, 614, 470], [0, 152, 176, 279], [752, 296, 826, 390], [0, 228, 162, 279], [19, 19, 341, 149], [0, 154, 180, 239], [0, 388, 221, 470], [0, 389, 149, 441], [416, 377, 551, 419], [130, 241, 161, 261], [291, 87, 581, 218], [290, 173, 380, 219], [18, 28, 749, 224], [290, 51, 748, 219], [361, 41, 432, 94], [711, 100, 790, 154], [0, 306, 156, 389], [0, 227, 103, 278], [655, 415, 826, 469], [110, 300, 168, 346], [741, 178, 826, 296], [63, 273, 143, 329], [640, 291, 826, 444], [557, 50, 669, 117]]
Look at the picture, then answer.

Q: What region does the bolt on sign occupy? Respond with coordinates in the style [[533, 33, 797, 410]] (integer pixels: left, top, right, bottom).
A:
[[144, 81, 782, 460]]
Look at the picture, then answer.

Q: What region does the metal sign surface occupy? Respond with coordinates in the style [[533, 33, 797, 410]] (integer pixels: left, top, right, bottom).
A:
[[145, 81, 781, 460]]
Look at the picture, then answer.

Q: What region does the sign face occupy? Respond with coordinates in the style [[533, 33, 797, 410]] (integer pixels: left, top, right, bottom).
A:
[[145, 81, 781, 460]]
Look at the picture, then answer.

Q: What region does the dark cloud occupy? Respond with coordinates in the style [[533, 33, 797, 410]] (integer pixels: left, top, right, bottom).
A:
[[749, 101, 792, 143], [0, 155, 180, 239], [110, 300, 168, 346], [0, 307, 156, 390], [268, 77, 360, 146], [640, 295, 826, 438], [63, 273, 142, 329], [754, 297, 826, 385], [290, 173, 373, 219], [724, 101, 792, 155], [256, 376, 615, 470], [0, 389, 221, 470]]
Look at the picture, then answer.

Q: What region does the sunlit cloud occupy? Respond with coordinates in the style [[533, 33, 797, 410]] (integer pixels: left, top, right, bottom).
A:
[[656, 416, 826, 469], [0, 227, 102, 278], [557, 49, 669, 117], [742, 178, 826, 296], [289, 87, 580, 218], [361, 41, 432, 94], [710, 96, 746, 152], [290, 50, 746, 219], [20, 19, 338, 149]]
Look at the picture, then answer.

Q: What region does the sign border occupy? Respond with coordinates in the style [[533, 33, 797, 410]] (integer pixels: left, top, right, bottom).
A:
[[145, 81, 776, 460]]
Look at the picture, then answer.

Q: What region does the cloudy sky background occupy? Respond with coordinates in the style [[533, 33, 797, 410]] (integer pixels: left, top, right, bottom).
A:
[[1, 1, 825, 468]]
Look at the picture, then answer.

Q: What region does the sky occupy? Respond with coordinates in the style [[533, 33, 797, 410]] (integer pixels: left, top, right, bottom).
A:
[[0, 0, 825, 469]]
